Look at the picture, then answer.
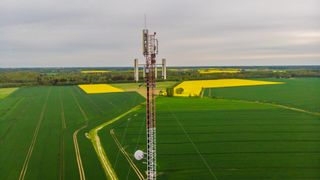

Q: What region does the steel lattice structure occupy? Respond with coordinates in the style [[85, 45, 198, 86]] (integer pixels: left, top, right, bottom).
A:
[[143, 29, 158, 180]]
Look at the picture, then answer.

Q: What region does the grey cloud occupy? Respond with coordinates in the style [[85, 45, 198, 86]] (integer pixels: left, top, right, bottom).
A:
[[0, 0, 319, 67]]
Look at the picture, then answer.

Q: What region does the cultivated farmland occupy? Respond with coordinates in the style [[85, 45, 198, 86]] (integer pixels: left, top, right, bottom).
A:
[[203, 78, 320, 113], [173, 79, 283, 97], [79, 84, 124, 94], [198, 68, 241, 74], [0, 78, 319, 180], [0, 86, 144, 179], [101, 78, 320, 179]]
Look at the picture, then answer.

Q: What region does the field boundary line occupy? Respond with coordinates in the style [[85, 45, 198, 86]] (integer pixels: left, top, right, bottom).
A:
[[88, 105, 142, 180], [19, 88, 51, 180], [110, 129, 145, 180], [73, 86, 109, 115], [218, 98, 320, 117], [71, 88, 89, 180], [71, 87, 89, 121], [0, 88, 19, 103]]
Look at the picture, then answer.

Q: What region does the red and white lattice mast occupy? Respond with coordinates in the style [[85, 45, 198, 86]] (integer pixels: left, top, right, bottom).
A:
[[143, 28, 158, 180]]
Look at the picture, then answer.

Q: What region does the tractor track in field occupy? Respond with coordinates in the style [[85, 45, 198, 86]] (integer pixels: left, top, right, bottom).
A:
[[59, 89, 66, 180], [0, 97, 24, 121], [74, 87, 107, 115], [71, 88, 88, 180], [88, 105, 142, 180], [110, 129, 145, 180], [59, 132, 65, 180], [59, 91, 67, 129], [73, 125, 87, 180], [0, 98, 27, 144], [19, 88, 51, 180], [165, 103, 219, 180]]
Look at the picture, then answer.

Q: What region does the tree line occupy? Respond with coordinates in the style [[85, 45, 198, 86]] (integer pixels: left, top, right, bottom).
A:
[[0, 67, 320, 88]]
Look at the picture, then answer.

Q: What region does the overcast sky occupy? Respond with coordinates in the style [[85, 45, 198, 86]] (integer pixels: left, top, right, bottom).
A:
[[0, 0, 319, 67]]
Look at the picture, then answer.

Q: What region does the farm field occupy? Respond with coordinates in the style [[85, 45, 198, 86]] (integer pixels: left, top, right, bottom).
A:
[[0, 86, 144, 180], [0, 88, 18, 99], [203, 78, 320, 113], [79, 84, 124, 94], [101, 78, 320, 179], [198, 68, 241, 74], [0, 78, 319, 180], [173, 79, 283, 97]]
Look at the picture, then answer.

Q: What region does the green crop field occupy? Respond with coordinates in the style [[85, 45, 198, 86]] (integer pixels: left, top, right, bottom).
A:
[[100, 78, 320, 179], [0, 78, 319, 180], [0, 86, 144, 180], [203, 78, 320, 113]]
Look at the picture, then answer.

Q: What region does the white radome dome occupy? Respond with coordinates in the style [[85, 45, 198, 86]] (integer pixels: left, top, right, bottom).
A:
[[134, 150, 144, 160]]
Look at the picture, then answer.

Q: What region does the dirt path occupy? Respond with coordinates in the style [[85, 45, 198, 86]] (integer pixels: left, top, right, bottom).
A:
[[19, 88, 51, 180], [89, 128, 118, 180], [88, 105, 142, 180]]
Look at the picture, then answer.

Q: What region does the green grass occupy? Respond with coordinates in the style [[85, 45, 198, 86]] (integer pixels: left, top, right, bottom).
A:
[[203, 78, 320, 113], [105, 82, 320, 179], [0, 86, 144, 179], [0, 88, 18, 99]]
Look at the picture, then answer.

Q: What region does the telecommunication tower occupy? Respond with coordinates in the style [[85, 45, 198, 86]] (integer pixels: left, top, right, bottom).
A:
[[134, 24, 166, 180], [143, 28, 158, 180]]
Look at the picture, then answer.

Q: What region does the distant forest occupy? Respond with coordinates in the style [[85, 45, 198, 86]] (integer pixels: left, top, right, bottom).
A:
[[0, 66, 320, 87]]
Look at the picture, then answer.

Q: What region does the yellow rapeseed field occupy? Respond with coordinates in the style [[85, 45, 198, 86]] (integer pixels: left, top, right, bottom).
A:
[[198, 69, 241, 74], [81, 70, 111, 74], [173, 79, 284, 97], [79, 84, 124, 94]]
